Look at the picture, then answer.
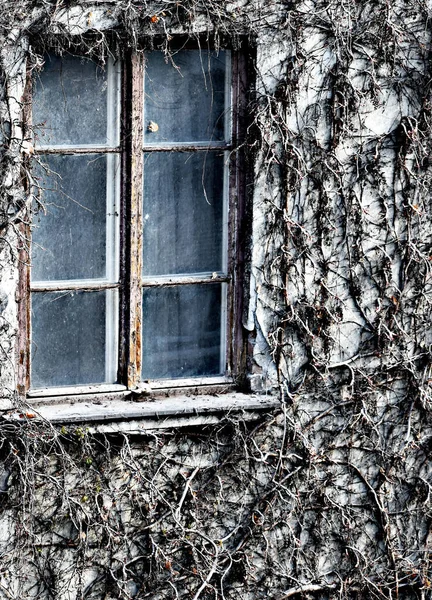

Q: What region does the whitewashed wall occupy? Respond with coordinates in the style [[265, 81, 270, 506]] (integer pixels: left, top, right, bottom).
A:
[[0, 1, 430, 599]]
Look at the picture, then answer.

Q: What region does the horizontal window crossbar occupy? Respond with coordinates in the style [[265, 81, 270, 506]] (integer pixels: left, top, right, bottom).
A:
[[149, 376, 233, 389], [35, 146, 121, 154], [27, 378, 234, 399], [36, 145, 232, 154], [28, 383, 127, 398], [141, 274, 229, 287], [31, 281, 120, 292], [142, 142, 232, 152]]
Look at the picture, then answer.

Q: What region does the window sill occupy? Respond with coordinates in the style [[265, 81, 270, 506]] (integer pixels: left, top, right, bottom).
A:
[[6, 393, 280, 432]]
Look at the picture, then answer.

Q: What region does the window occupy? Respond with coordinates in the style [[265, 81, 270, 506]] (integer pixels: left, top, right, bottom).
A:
[[20, 45, 246, 399]]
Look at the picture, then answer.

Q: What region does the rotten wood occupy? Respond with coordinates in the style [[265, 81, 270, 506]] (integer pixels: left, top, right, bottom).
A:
[[37, 144, 231, 155], [16, 60, 34, 396], [8, 394, 280, 423], [27, 383, 127, 399], [149, 375, 233, 389], [118, 57, 129, 385], [127, 52, 144, 388], [35, 146, 120, 154], [28, 379, 237, 402], [142, 142, 231, 152], [141, 274, 230, 287], [17, 227, 31, 397], [226, 47, 250, 383], [30, 281, 120, 292]]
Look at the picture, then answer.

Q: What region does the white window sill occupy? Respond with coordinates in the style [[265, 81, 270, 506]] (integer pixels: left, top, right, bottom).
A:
[[6, 393, 280, 433]]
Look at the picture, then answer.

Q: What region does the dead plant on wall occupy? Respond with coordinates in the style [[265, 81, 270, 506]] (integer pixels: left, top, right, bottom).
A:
[[0, 1, 430, 599]]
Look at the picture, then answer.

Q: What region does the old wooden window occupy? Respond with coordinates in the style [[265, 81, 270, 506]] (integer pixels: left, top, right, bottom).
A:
[[21, 46, 246, 399]]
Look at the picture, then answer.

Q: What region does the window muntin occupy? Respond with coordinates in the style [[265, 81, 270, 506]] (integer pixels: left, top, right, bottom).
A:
[[29, 48, 235, 393]]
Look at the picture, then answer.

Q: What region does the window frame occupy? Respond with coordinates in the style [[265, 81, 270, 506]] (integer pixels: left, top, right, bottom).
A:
[[18, 42, 250, 402]]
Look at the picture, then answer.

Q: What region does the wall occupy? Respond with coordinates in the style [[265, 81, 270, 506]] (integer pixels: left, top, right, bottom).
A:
[[0, 1, 430, 598]]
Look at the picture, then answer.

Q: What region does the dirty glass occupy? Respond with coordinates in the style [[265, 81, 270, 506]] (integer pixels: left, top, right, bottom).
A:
[[32, 154, 111, 282], [141, 284, 223, 379], [31, 291, 111, 388], [144, 50, 228, 144], [33, 54, 118, 147], [142, 151, 225, 276]]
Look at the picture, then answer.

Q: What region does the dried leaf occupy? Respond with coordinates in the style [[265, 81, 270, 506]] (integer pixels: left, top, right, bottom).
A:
[[148, 121, 159, 133]]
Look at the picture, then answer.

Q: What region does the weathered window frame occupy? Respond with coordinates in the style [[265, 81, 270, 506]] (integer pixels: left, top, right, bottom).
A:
[[17, 42, 252, 406]]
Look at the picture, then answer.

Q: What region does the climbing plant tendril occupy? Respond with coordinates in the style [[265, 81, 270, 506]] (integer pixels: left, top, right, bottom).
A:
[[0, 1, 430, 598]]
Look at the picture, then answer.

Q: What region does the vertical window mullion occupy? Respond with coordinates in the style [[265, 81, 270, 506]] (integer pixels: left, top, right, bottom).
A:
[[127, 53, 144, 388], [229, 50, 248, 380]]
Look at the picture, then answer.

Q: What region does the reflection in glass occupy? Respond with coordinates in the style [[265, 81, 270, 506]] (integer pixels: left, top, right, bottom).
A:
[[144, 50, 228, 144], [31, 291, 115, 388], [142, 284, 223, 379], [142, 152, 225, 276]]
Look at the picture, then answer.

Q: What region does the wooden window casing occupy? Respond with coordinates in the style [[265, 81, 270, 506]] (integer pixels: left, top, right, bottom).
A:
[[19, 44, 249, 401]]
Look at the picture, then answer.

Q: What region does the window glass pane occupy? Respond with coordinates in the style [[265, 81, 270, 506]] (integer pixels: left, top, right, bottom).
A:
[[33, 55, 119, 147], [142, 152, 225, 276], [142, 284, 223, 379], [144, 50, 228, 144], [31, 290, 115, 388], [32, 154, 118, 282]]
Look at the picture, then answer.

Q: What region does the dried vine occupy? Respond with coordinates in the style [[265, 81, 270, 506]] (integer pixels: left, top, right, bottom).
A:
[[0, 0, 430, 598]]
